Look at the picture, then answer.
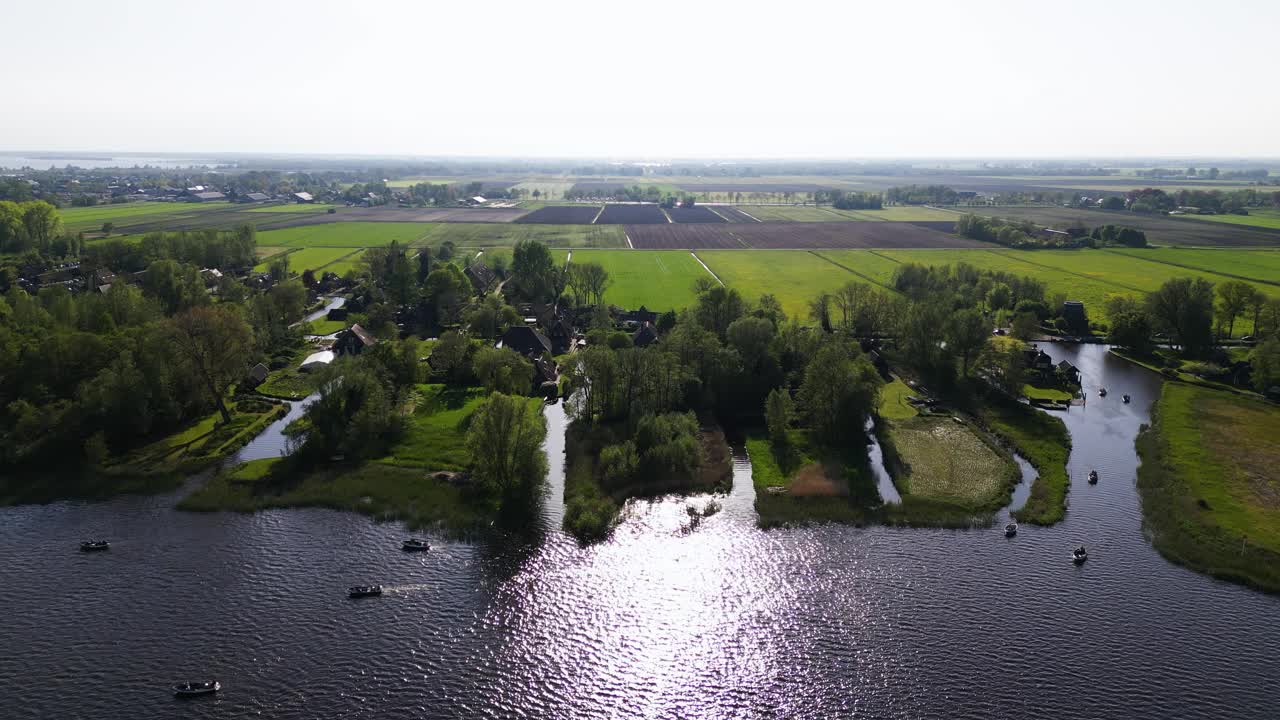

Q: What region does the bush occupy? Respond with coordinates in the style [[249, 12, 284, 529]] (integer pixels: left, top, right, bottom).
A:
[[598, 441, 638, 487]]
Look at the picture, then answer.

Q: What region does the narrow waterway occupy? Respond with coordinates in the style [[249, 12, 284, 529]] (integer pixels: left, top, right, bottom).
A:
[[1, 345, 1278, 719]]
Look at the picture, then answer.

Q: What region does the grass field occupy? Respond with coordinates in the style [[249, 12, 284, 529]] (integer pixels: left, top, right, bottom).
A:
[[377, 384, 488, 470], [245, 204, 337, 214], [59, 202, 225, 232], [257, 222, 435, 248], [1176, 209, 1280, 231], [255, 245, 290, 259], [888, 416, 1016, 507], [878, 378, 919, 421], [419, 223, 625, 249], [513, 181, 576, 201], [253, 247, 357, 273], [699, 250, 880, 318], [1137, 383, 1280, 592], [560, 250, 709, 311], [1106, 248, 1280, 287], [323, 249, 368, 277]]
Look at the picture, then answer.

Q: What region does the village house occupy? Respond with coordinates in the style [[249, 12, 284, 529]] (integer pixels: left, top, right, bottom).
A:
[[245, 362, 270, 388], [239, 192, 272, 203], [464, 260, 497, 294], [633, 322, 659, 348], [498, 325, 552, 358], [333, 323, 378, 355], [1022, 346, 1056, 381], [189, 191, 226, 202], [293, 192, 315, 203], [617, 305, 658, 329]]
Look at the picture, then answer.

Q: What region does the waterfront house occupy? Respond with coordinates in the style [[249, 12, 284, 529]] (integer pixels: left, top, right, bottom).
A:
[[334, 324, 378, 355]]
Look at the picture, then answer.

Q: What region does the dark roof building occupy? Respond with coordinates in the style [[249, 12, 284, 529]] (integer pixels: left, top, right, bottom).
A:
[[465, 260, 497, 294], [633, 322, 659, 347], [499, 325, 552, 358], [240, 192, 271, 203], [334, 323, 378, 355], [1061, 301, 1089, 335], [618, 306, 658, 325], [547, 318, 574, 354], [190, 191, 225, 202]]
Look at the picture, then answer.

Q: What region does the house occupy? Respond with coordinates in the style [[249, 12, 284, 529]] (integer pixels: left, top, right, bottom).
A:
[[1056, 360, 1081, 386], [467, 196, 487, 206], [633, 322, 659, 347], [1022, 346, 1055, 379], [299, 350, 335, 372], [240, 192, 271, 203], [464, 260, 497, 294], [200, 268, 223, 288], [618, 305, 658, 327], [547, 317, 575, 354], [245, 362, 270, 387], [326, 307, 349, 322], [190, 191, 225, 202], [294, 192, 315, 203], [334, 323, 378, 355], [90, 268, 116, 291], [499, 325, 552, 358]]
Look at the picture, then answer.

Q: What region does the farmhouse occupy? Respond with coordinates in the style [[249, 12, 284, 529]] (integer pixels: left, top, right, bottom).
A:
[[633, 322, 659, 348], [190, 191, 226, 202], [240, 192, 271, 203], [334, 324, 378, 355], [464, 260, 497, 294], [1022, 346, 1055, 380], [294, 192, 315, 203], [617, 305, 658, 327], [499, 325, 552, 358]]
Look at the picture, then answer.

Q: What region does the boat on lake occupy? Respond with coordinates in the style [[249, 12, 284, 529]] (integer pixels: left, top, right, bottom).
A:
[[1072, 546, 1088, 564], [173, 681, 219, 698], [1098, 388, 1108, 397], [348, 585, 383, 598], [1088, 470, 1099, 484], [401, 538, 430, 551], [1005, 523, 1018, 537], [79, 540, 110, 551], [1122, 394, 1131, 404]]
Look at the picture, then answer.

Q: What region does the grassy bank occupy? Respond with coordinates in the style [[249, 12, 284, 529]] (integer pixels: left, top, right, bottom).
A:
[[882, 415, 1019, 520], [979, 395, 1071, 525], [1136, 383, 1280, 593], [179, 458, 484, 531], [747, 430, 879, 528]]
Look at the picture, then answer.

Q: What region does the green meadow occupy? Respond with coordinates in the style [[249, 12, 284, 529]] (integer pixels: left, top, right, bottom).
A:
[[59, 201, 225, 232], [419, 223, 626, 249], [559, 249, 710, 311], [253, 247, 359, 273], [257, 222, 435, 248], [1175, 209, 1280, 231]]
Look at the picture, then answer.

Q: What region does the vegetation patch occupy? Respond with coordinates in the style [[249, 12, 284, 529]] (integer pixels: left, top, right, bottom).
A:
[[747, 431, 879, 528], [1135, 383, 1280, 593], [979, 395, 1071, 525], [888, 416, 1017, 508], [560, 249, 708, 311]]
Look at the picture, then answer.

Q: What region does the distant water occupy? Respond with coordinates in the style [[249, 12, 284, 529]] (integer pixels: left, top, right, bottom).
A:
[[1, 345, 1279, 719], [0, 153, 219, 170]]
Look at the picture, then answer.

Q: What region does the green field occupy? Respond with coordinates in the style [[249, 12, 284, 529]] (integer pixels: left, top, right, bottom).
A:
[[854, 206, 960, 222], [59, 202, 225, 232], [699, 250, 880, 319], [560, 250, 709, 311], [257, 222, 435, 248], [323, 249, 368, 276], [1137, 383, 1280, 592], [889, 416, 1016, 507], [419, 223, 625, 249], [378, 384, 488, 470], [1175, 209, 1280, 231], [1106, 248, 1280, 287], [253, 247, 359, 273], [245, 204, 337, 214], [513, 181, 575, 201]]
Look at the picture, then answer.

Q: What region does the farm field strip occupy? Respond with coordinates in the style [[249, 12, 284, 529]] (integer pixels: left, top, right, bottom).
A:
[[1000, 249, 1280, 300], [1106, 248, 1280, 287], [698, 250, 872, 319], [515, 205, 602, 224], [259, 222, 436, 248], [421, 223, 624, 248], [971, 206, 1280, 247], [1175, 209, 1280, 231], [253, 247, 357, 273], [323, 249, 369, 277], [244, 204, 337, 214], [595, 204, 669, 225], [557, 249, 705, 311], [60, 202, 228, 232]]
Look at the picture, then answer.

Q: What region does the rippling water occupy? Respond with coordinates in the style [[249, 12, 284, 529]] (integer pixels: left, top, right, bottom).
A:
[[2, 345, 1278, 718]]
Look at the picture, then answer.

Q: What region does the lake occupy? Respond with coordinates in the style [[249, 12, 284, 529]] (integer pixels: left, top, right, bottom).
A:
[[1, 344, 1278, 718]]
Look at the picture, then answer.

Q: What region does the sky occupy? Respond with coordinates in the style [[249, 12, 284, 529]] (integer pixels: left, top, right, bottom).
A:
[[3, 0, 1278, 160]]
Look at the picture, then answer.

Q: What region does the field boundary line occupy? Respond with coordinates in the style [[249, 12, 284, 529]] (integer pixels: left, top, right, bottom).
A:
[[728, 231, 751, 249], [625, 233, 634, 249], [808, 251, 898, 292], [316, 248, 366, 271], [590, 205, 605, 224], [866, 249, 901, 265], [986, 250, 1145, 293], [738, 208, 762, 222], [690, 252, 725, 286], [706, 207, 734, 223], [661, 208, 674, 223], [1102, 249, 1280, 288]]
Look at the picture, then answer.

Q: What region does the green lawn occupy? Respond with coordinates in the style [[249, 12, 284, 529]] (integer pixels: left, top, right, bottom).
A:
[[305, 319, 348, 335], [699, 250, 872, 319], [1137, 383, 1280, 592], [258, 222, 435, 248], [323, 249, 368, 277], [878, 378, 919, 420], [60, 202, 226, 232], [420, 223, 625, 249], [1176, 209, 1280, 231], [560, 249, 710, 311], [253, 247, 358, 273], [887, 416, 1016, 508], [377, 384, 489, 470]]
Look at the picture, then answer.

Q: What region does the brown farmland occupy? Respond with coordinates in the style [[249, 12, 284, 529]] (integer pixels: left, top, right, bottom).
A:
[[596, 204, 669, 224], [972, 206, 1280, 247], [515, 205, 601, 224], [666, 207, 726, 223], [627, 222, 985, 249], [710, 205, 762, 223]]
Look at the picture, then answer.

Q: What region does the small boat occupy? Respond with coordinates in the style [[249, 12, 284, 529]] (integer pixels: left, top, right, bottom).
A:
[[401, 538, 430, 552], [1122, 394, 1131, 404], [173, 681, 220, 697], [1098, 388, 1108, 397], [1088, 470, 1099, 484], [1004, 523, 1018, 537], [79, 540, 110, 552], [348, 585, 383, 598], [1072, 546, 1088, 564]]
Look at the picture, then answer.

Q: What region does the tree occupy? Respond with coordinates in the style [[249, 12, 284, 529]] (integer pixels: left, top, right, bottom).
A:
[[978, 342, 1026, 396], [416, 250, 432, 285], [797, 342, 883, 446], [302, 360, 401, 461], [765, 387, 793, 446], [945, 308, 990, 376], [1106, 296, 1154, 353], [466, 392, 548, 509], [465, 294, 518, 339], [987, 283, 1012, 312], [1251, 338, 1280, 393], [430, 330, 474, 384], [694, 285, 745, 338], [1010, 311, 1040, 341], [1216, 280, 1258, 339], [101, 222, 113, 236], [511, 239, 556, 301], [726, 316, 775, 370], [1146, 277, 1216, 356], [165, 305, 253, 423], [473, 347, 533, 395], [143, 259, 207, 315]]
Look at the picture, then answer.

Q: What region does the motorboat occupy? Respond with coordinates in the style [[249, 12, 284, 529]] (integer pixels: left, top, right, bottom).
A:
[[79, 540, 110, 551], [1098, 387, 1108, 397], [401, 538, 430, 552], [1122, 394, 1131, 404], [1072, 546, 1088, 564], [173, 681, 220, 698], [1004, 523, 1018, 537], [1088, 470, 1098, 484], [348, 585, 383, 598]]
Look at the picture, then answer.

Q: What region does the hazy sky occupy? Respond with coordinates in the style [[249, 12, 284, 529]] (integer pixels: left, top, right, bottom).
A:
[[5, 0, 1278, 159]]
